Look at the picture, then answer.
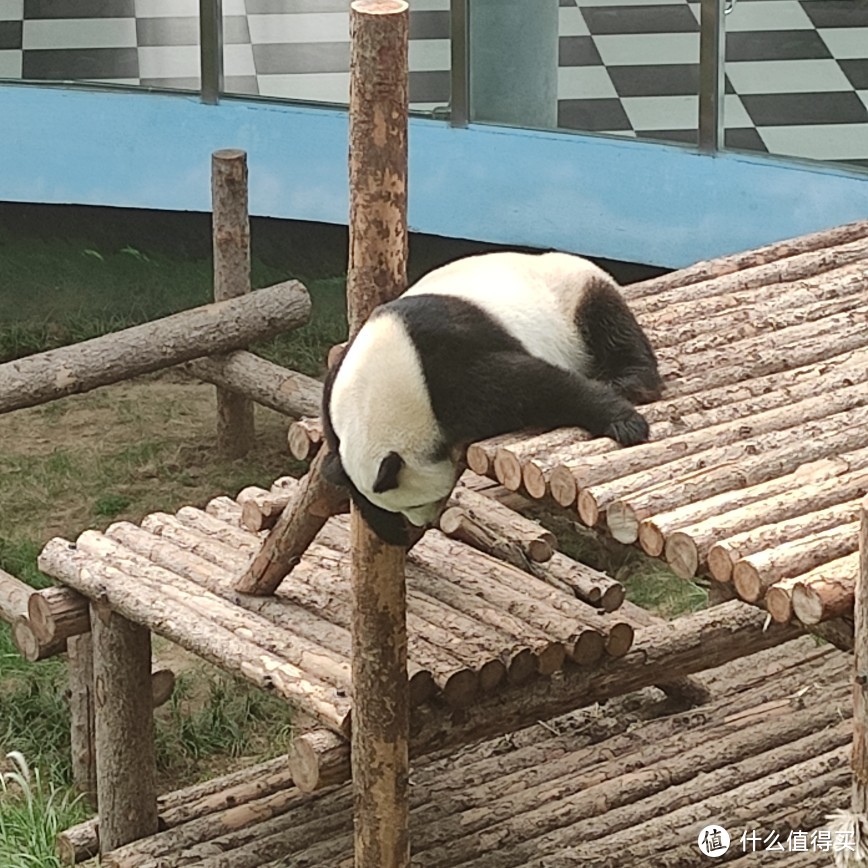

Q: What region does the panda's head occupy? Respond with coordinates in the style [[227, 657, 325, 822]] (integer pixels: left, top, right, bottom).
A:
[[321, 310, 459, 546]]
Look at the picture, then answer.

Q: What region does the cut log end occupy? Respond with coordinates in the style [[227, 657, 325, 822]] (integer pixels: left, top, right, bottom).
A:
[[600, 583, 626, 613], [707, 544, 735, 583], [576, 490, 599, 527], [536, 642, 567, 677], [478, 659, 506, 694], [289, 730, 350, 794], [606, 501, 640, 544], [493, 449, 522, 492], [571, 630, 604, 666], [506, 649, 537, 685], [765, 585, 794, 623], [288, 424, 317, 461], [791, 582, 825, 625], [732, 562, 763, 603], [409, 669, 437, 707], [442, 668, 480, 709], [604, 622, 635, 658], [664, 533, 700, 579], [464, 443, 491, 476], [521, 463, 548, 500], [550, 467, 579, 509], [526, 537, 554, 564], [638, 520, 666, 558]]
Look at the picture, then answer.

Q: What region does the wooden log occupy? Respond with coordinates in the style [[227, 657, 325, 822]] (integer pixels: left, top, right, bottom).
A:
[[851, 495, 868, 817], [288, 416, 325, 461], [764, 576, 803, 624], [572, 379, 867, 496], [536, 553, 625, 612], [116, 518, 436, 705], [508, 345, 868, 506], [212, 148, 254, 459], [445, 486, 556, 563], [0, 280, 310, 416], [663, 465, 868, 580], [790, 552, 860, 625], [187, 351, 322, 420], [709, 500, 862, 583], [38, 539, 352, 733], [0, 567, 31, 623], [235, 449, 351, 595], [241, 493, 293, 533], [732, 521, 860, 602], [12, 616, 65, 661], [625, 219, 868, 297], [581, 405, 868, 530], [58, 755, 295, 865], [74, 530, 354, 695], [28, 584, 90, 644], [493, 429, 577, 493], [412, 534, 614, 666], [67, 634, 96, 808], [466, 432, 527, 478], [289, 729, 351, 793], [91, 606, 158, 853], [638, 443, 868, 558], [634, 250, 868, 324]]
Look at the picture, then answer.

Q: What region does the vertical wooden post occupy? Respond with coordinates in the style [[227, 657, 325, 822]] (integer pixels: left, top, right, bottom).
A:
[[212, 148, 254, 458], [348, 3, 410, 867], [851, 495, 868, 815], [91, 607, 157, 853], [67, 633, 97, 809]]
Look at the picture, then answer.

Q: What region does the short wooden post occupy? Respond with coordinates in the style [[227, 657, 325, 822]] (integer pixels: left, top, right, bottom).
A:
[[212, 148, 254, 458], [851, 496, 868, 814], [67, 633, 97, 808], [348, 3, 411, 867], [91, 606, 158, 853]]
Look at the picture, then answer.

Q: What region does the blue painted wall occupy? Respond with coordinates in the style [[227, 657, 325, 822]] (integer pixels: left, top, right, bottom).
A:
[[2, 83, 866, 268]]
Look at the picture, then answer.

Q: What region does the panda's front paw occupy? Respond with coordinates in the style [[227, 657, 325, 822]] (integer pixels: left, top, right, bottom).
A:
[[605, 411, 650, 447]]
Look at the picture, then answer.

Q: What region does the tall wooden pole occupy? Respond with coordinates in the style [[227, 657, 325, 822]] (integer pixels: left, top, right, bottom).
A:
[[348, 3, 410, 867], [211, 148, 254, 458], [851, 495, 868, 815]]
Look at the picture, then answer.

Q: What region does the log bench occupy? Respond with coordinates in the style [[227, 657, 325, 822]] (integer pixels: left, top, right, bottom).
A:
[[61, 636, 846, 867]]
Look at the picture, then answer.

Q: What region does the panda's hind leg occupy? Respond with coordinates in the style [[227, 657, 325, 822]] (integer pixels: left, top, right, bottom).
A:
[[576, 276, 663, 404]]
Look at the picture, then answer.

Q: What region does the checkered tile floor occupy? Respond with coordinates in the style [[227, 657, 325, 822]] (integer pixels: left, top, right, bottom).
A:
[[1, 0, 866, 167]]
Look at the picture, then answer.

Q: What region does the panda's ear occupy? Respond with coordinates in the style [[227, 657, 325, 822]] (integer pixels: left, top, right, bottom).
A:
[[373, 451, 404, 493]]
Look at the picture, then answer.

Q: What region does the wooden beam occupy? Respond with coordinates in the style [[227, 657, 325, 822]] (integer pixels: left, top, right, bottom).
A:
[[211, 148, 255, 458], [348, 3, 411, 867], [91, 606, 158, 853], [851, 496, 868, 814], [0, 280, 309, 416]]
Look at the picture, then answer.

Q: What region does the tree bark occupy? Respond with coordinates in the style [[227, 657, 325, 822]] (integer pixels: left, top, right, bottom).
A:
[[732, 521, 860, 603], [211, 149, 254, 458], [0, 567, 31, 623], [625, 219, 868, 297], [851, 496, 868, 815], [67, 633, 97, 809], [91, 606, 158, 853], [708, 499, 862, 583], [0, 280, 310, 416], [790, 552, 861, 625], [235, 449, 350, 595], [187, 351, 322, 420], [58, 755, 293, 865], [663, 465, 868, 580], [39, 538, 352, 732], [28, 584, 90, 644], [287, 416, 325, 461], [636, 445, 868, 558]]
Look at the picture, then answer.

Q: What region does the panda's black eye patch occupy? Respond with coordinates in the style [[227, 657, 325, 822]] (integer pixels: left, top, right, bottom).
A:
[[373, 451, 405, 493]]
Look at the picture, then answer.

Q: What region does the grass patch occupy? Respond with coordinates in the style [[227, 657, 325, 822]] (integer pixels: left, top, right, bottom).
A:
[[0, 753, 89, 868]]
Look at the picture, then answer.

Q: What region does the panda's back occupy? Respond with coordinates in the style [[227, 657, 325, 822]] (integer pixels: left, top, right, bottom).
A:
[[404, 251, 599, 373]]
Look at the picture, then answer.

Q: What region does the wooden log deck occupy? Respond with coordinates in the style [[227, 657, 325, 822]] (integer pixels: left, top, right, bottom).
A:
[[453, 219, 868, 632], [34, 476, 653, 733], [59, 637, 848, 867]]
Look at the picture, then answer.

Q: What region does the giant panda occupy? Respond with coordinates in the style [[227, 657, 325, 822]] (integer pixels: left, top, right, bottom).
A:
[[322, 250, 662, 546]]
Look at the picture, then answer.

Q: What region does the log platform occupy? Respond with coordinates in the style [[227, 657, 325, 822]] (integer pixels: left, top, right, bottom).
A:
[[64, 636, 848, 867]]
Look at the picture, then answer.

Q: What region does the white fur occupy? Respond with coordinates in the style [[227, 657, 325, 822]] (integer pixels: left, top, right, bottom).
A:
[[330, 313, 455, 522], [330, 251, 612, 524]]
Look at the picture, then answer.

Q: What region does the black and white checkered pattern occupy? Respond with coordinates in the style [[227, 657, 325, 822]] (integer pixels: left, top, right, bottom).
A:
[[0, 0, 865, 167]]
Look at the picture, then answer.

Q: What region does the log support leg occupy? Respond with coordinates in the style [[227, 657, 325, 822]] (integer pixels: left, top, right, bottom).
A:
[[851, 497, 868, 814], [68, 633, 97, 808], [91, 606, 158, 853]]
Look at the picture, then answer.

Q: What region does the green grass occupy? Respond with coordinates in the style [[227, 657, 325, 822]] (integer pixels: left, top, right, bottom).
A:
[[0, 753, 89, 868]]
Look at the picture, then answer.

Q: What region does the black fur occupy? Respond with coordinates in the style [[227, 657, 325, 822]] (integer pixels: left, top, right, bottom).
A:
[[373, 451, 404, 493], [322, 276, 661, 546]]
